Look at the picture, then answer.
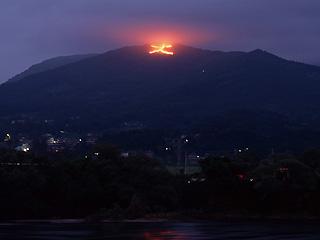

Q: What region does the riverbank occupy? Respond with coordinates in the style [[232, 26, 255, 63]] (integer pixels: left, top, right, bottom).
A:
[[5, 213, 320, 224]]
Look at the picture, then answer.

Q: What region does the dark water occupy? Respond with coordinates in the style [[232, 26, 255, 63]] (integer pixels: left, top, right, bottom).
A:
[[0, 221, 320, 239]]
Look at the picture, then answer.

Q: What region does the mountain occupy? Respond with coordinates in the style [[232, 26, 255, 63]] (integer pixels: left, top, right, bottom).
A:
[[8, 54, 97, 82], [1, 44, 320, 132]]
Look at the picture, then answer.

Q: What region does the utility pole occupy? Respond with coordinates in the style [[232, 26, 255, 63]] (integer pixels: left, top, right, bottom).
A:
[[176, 137, 182, 174], [184, 152, 188, 175]]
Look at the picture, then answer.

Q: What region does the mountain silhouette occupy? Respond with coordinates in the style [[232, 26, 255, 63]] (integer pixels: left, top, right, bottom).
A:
[[1, 44, 320, 130], [9, 54, 97, 83]]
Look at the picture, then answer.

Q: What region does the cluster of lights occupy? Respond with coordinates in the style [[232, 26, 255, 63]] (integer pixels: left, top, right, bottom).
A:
[[22, 147, 30, 152], [237, 147, 249, 153], [14, 143, 31, 153], [187, 177, 206, 184]]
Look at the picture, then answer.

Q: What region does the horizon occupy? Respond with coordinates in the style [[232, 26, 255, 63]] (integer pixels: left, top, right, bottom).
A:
[[1, 0, 320, 83]]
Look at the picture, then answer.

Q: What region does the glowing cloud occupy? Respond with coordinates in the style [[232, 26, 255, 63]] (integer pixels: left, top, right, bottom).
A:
[[149, 43, 174, 55]]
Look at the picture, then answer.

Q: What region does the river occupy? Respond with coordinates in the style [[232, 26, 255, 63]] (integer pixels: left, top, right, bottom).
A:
[[0, 221, 319, 239]]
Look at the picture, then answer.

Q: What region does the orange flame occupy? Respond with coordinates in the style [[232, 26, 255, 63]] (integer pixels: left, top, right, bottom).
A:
[[149, 43, 174, 55]]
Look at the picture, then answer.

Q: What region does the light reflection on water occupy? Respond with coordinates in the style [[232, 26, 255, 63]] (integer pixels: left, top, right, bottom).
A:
[[0, 221, 319, 239]]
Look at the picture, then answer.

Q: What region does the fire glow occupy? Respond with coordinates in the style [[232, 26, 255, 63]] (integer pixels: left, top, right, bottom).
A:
[[149, 43, 174, 55]]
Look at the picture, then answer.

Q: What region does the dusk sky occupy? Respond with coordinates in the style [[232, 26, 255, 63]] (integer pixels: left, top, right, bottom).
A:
[[1, 0, 320, 83]]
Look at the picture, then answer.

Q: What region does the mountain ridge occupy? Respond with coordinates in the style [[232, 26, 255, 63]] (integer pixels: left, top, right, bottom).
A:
[[1, 44, 320, 132], [8, 53, 98, 83]]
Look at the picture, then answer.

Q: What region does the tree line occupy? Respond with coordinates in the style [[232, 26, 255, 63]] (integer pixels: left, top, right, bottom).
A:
[[0, 145, 320, 220]]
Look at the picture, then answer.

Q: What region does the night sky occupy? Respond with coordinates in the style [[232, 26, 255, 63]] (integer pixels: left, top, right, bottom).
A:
[[1, 0, 320, 83]]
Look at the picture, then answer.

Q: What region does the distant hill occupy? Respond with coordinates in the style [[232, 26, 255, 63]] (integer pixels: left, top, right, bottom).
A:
[[1, 44, 320, 133], [8, 54, 97, 82]]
